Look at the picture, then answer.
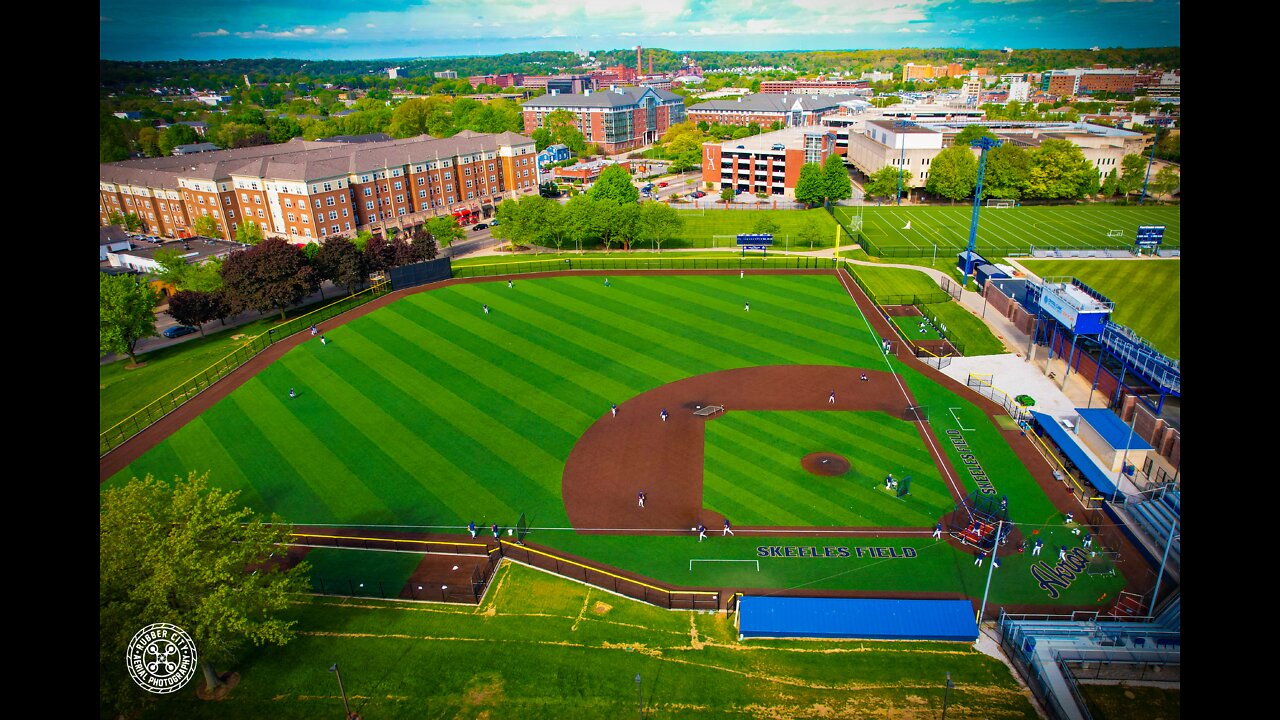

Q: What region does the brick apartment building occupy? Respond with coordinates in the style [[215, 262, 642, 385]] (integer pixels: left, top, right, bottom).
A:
[[687, 94, 863, 129], [758, 79, 869, 95], [521, 86, 686, 154], [701, 126, 839, 198], [468, 73, 525, 88], [1042, 69, 1140, 97], [99, 131, 538, 243]]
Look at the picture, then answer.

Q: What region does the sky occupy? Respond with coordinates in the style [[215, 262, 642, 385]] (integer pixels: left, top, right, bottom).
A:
[[99, 0, 1180, 61]]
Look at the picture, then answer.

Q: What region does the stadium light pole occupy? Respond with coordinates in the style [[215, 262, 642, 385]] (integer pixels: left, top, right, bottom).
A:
[[963, 136, 1002, 288], [1138, 126, 1160, 206], [941, 672, 954, 720], [976, 520, 1003, 625], [329, 663, 351, 718]]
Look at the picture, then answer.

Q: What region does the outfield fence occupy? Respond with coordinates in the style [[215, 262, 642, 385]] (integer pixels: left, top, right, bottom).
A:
[[99, 280, 392, 457], [452, 255, 840, 278], [499, 540, 721, 611]]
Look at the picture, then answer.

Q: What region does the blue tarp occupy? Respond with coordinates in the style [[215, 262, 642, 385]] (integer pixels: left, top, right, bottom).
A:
[[1030, 411, 1121, 497], [1075, 409, 1153, 451], [738, 596, 978, 641]]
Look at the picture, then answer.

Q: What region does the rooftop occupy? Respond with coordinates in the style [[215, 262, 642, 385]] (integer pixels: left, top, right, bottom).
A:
[[689, 93, 864, 114], [713, 125, 832, 153]]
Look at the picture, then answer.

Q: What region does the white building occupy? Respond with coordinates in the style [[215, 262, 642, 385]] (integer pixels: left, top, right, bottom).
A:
[[1009, 80, 1031, 103]]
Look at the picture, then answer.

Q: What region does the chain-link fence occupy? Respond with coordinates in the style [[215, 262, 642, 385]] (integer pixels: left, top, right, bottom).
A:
[[100, 280, 392, 457], [452, 255, 840, 279]]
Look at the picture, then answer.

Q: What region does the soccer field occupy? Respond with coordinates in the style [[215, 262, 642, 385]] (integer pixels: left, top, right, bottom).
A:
[[834, 204, 1181, 256]]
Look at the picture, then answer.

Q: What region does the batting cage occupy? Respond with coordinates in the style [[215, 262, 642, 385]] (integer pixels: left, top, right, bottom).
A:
[[515, 512, 529, 544], [946, 492, 1011, 552]]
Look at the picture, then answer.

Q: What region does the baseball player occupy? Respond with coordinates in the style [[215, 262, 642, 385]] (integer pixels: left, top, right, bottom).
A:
[[932, 522, 942, 539], [722, 519, 734, 536], [468, 521, 477, 539], [697, 523, 707, 542]]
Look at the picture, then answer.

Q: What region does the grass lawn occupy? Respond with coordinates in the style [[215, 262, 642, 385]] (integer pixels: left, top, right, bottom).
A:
[[304, 548, 423, 597], [1016, 259, 1180, 359], [834, 204, 1181, 256], [919, 301, 1010, 356], [122, 562, 1039, 720], [1078, 683, 1181, 720], [892, 315, 942, 341], [669, 208, 840, 250], [105, 274, 1126, 605], [846, 263, 946, 302], [702, 411, 953, 527]]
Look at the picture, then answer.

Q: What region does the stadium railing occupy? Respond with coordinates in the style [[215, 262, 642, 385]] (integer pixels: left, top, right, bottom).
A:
[[99, 280, 393, 458]]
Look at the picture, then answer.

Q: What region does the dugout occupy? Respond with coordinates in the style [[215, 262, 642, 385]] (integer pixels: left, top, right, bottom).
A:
[[957, 251, 985, 274], [736, 596, 978, 641], [1029, 411, 1123, 498], [975, 264, 1009, 289], [1074, 408, 1153, 474]]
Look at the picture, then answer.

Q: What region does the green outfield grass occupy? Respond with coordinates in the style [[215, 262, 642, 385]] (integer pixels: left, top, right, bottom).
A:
[[919, 301, 1011, 356], [835, 205, 1181, 256], [304, 548, 423, 597], [702, 411, 953, 527], [1017, 258, 1181, 359], [124, 562, 1038, 720], [892, 314, 942, 341], [846, 262, 946, 302], [105, 273, 1125, 604], [667, 208, 840, 249]]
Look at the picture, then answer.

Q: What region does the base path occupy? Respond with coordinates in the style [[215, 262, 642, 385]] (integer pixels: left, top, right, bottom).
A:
[[562, 364, 938, 535]]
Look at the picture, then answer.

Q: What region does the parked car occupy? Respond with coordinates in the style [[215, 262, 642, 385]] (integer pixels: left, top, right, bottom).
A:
[[472, 223, 489, 231], [657, 181, 669, 188], [488, 219, 499, 226], [690, 190, 707, 199], [162, 325, 198, 339]]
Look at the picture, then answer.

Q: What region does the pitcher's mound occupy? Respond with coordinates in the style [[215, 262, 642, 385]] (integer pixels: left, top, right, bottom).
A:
[[801, 452, 850, 477]]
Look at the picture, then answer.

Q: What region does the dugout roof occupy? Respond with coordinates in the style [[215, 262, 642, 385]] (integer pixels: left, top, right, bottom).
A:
[[1075, 409, 1154, 451], [737, 596, 978, 641], [1030, 411, 1123, 497]]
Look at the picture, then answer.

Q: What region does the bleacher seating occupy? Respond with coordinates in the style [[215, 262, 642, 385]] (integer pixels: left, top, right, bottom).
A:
[[1128, 494, 1181, 566]]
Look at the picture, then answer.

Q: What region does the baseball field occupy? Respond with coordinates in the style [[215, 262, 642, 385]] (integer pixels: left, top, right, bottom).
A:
[[104, 270, 1127, 607]]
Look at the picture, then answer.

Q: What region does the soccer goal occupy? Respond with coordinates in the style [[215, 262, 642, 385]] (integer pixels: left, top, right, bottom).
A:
[[1107, 229, 1125, 238], [985, 199, 1015, 208], [846, 215, 863, 232]]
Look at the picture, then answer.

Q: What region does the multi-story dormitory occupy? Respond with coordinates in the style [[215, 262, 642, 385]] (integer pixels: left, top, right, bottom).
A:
[[99, 130, 538, 244]]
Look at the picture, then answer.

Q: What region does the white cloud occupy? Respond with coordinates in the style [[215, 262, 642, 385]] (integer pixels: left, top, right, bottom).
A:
[[365, 23, 376, 28], [193, 28, 230, 37], [1098, 0, 1153, 3], [235, 26, 321, 39], [327, 27, 347, 35]]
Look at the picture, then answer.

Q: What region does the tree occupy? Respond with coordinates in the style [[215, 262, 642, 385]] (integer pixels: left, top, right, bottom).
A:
[[981, 143, 1030, 200], [167, 290, 220, 336], [797, 216, 826, 250], [193, 215, 223, 239], [152, 248, 190, 289], [108, 211, 127, 227], [407, 224, 440, 262], [314, 236, 367, 295], [123, 213, 143, 232], [100, 273, 158, 365], [751, 214, 781, 237], [363, 233, 398, 274], [539, 181, 561, 198], [822, 154, 853, 205], [1118, 153, 1149, 198], [100, 473, 308, 716], [235, 219, 264, 245], [1149, 166, 1180, 198], [794, 162, 826, 206], [720, 187, 735, 204], [159, 124, 200, 156], [220, 238, 320, 322], [101, 113, 132, 162], [352, 229, 373, 252], [1024, 140, 1094, 200], [864, 166, 908, 200], [301, 241, 321, 262], [184, 258, 224, 293], [637, 200, 683, 252], [587, 164, 639, 206], [953, 125, 997, 146], [1100, 168, 1120, 197], [563, 194, 596, 251], [531, 127, 554, 152], [424, 216, 465, 248], [137, 126, 162, 158], [925, 145, 978, 202], [614, 202, 641, 251]]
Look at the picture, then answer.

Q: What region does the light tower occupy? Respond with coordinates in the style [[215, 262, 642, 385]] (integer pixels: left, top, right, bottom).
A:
[[962, 136, 1002, 286]]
